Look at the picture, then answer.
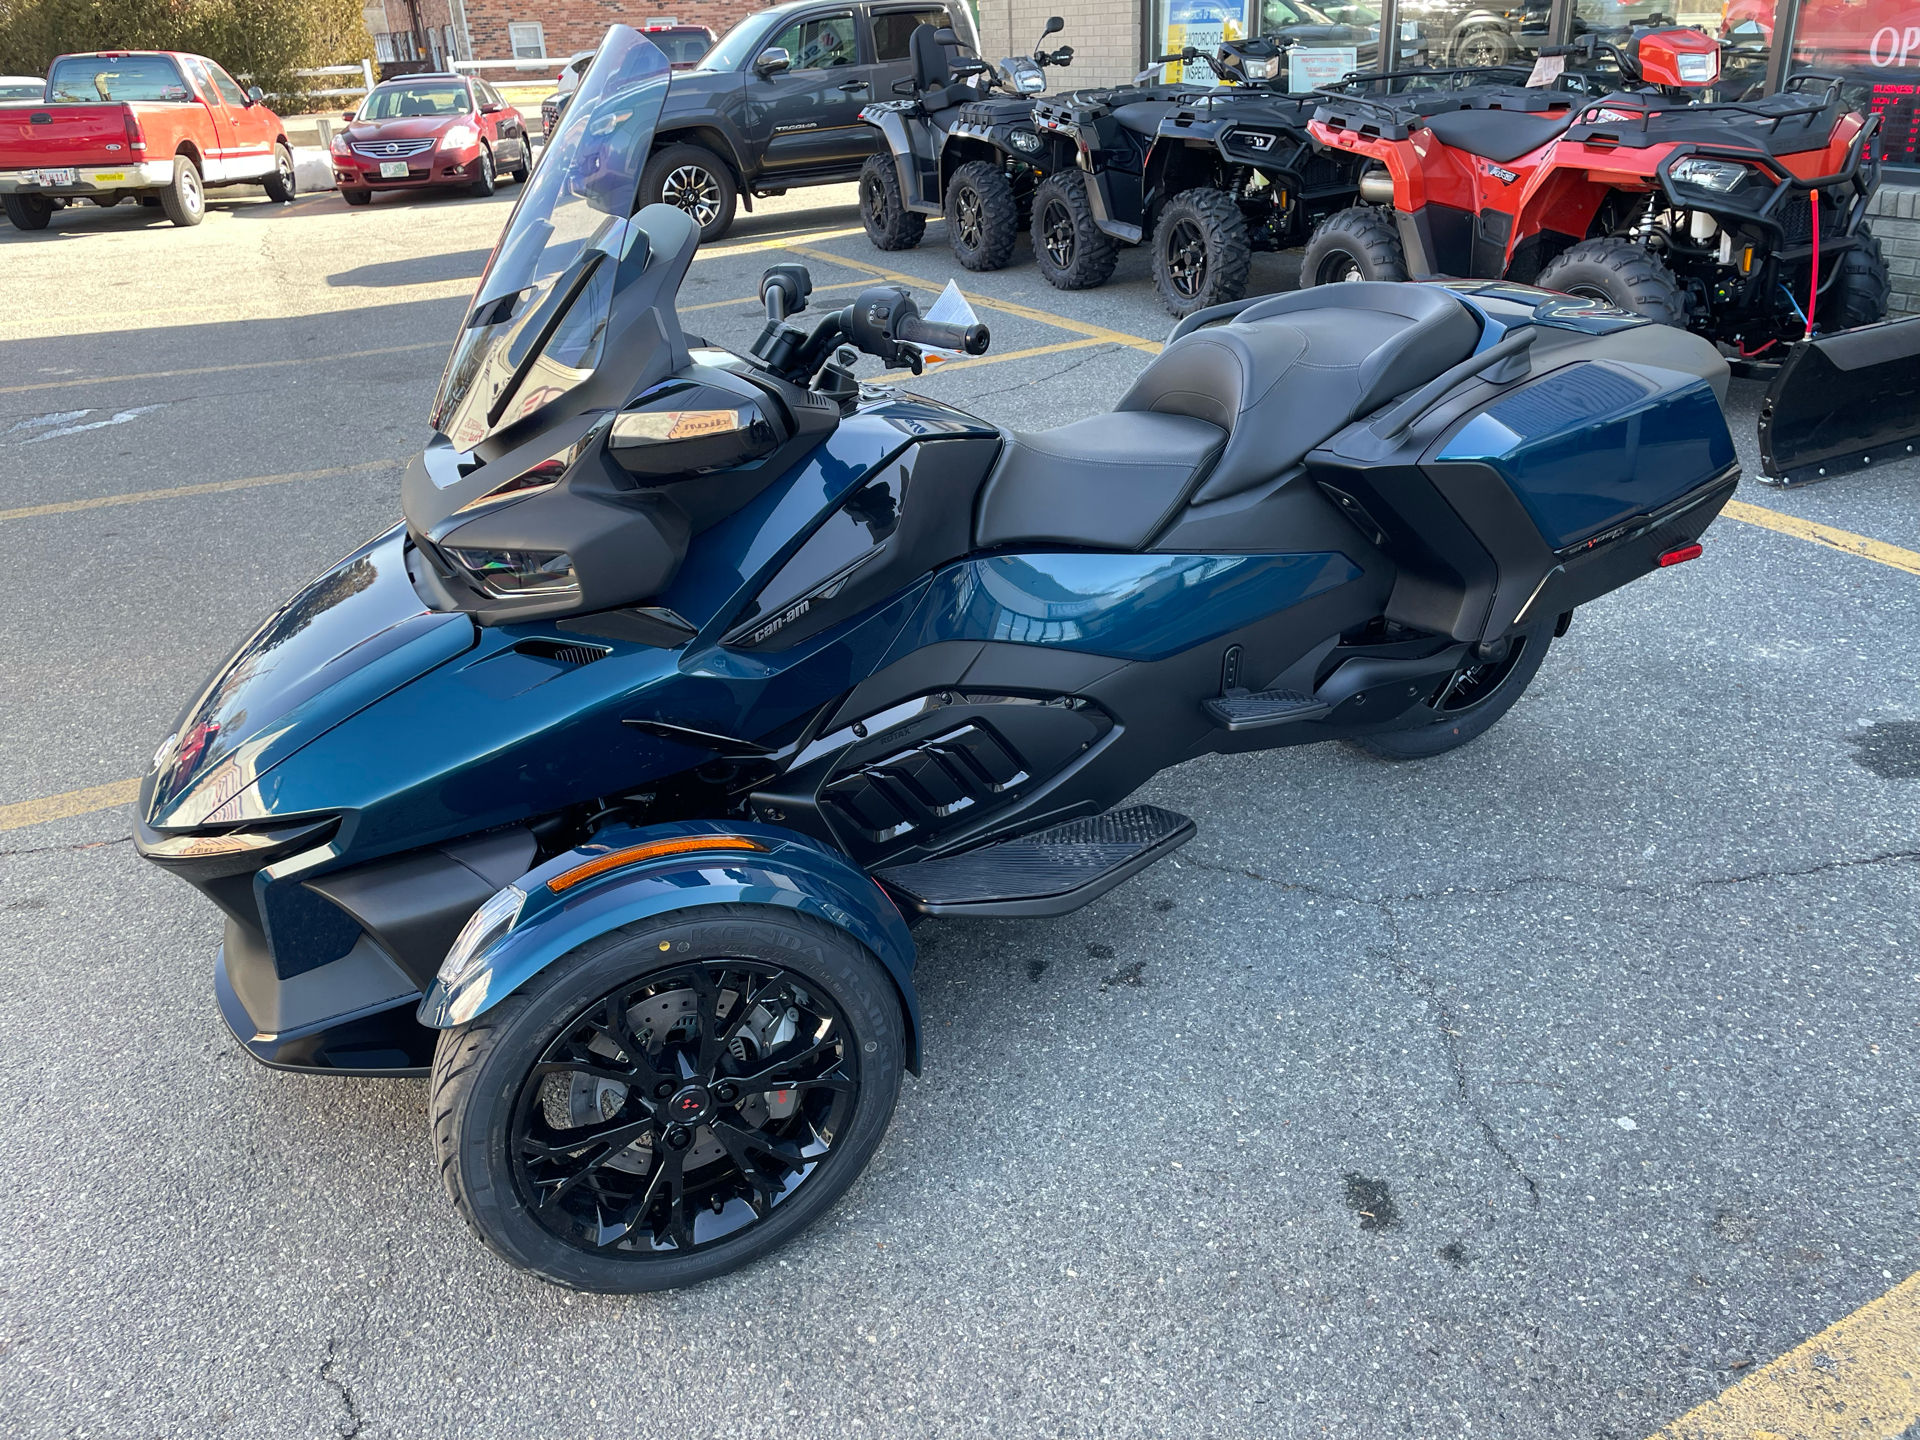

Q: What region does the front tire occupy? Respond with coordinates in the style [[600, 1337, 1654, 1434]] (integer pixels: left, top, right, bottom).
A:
[[1301, 205, 1408, 285], [2, 192, 54, 230], [1346, 622, 1552, 760], [159, 153, 204, 226], [1031, 171, 1118, 290], [945, 159, 1019, 271], [1152, 187, 1253, 317], [859, 153, 925, 251], [1536, 237, 1687, 327], [470, 143, 497, 198], [642, 143, 738, 242], [431, 904, 905, 1293], [262, 142, 297, 203], [340, 188, 371, 207], [1823, 224, 1889, 331]]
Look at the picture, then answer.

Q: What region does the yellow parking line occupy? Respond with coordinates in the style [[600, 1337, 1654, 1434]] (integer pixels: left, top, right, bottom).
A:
[[0, 778, 141, 834], [0, 459, 402, 525], [1647, 1269, 1920, 1439], [783, 242, 1163, 353], [679, 278, 871, 315], [1723, 500, 1920, 578], [919, 336, 1112, 376], [0, 343, 446, 396]]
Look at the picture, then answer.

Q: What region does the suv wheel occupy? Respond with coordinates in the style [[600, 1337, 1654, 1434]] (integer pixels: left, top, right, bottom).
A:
[[945, 160, 1019, 271], [642, 144, 738, 243]]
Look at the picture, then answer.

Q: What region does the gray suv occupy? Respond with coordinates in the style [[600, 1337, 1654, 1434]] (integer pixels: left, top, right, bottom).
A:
[[620, 0, 978, 242]]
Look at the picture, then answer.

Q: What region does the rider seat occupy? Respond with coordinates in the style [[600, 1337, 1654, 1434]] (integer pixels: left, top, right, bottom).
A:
[[1419, 108, 1574, 164], [974, 284, 1482, 550], [1109, 101, 1176, 135], [910, 24, 976, 110]]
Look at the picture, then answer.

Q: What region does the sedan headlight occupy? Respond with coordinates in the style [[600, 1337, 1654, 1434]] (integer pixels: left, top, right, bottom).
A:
[[438, 884, 525, 987], [442, 123, 480, 149], [1670, 156, 1751, 193], [1009, 128, 1042, 153], [329, 133, 350, 157]]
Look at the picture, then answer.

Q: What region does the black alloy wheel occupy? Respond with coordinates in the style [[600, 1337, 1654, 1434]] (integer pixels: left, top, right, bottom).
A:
[[432, 905, 904, 1291], [662, 164, 725, 228], [1150, 188, 1252, 317], [944, 160, 1018, 271], [1347, 620, 1554, 760], [858, 153, 925, 251], [1031, 170, 1118, 290]]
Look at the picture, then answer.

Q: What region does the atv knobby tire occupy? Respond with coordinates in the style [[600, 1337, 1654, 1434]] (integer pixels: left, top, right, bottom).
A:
[[1301, 205, 1408, 285], [1536, 237, 1687, 327], [859, 154, 925, 251], [1823, 223, 1890, 331], [1031, 171, 1117, 290], [1152, 187, 1253, 317], [945, 160, 1019, 271]]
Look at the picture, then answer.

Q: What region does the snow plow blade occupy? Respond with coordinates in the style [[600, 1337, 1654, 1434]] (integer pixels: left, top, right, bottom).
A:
[[1758, 315, 1920, 485]]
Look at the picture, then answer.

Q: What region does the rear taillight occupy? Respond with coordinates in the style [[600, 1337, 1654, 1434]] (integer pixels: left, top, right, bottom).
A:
[[123, 105, 145, 154], [1658, 543, 1703, 567]]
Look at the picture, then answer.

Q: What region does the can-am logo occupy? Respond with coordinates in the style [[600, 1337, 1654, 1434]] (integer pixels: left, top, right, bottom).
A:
[[1484, 163, 1519, 184]]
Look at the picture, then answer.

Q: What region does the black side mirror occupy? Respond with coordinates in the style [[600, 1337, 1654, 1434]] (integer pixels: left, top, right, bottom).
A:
[[246, 85, 265, 106], [754, 47, 792, 76], [1044, 16, 1065, 35]]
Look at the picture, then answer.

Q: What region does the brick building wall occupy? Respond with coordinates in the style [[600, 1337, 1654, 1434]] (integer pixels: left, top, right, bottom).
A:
[[1869, 184, 1920, 319], [459, 0, 762, 61], [978, 0, 1142, 89]]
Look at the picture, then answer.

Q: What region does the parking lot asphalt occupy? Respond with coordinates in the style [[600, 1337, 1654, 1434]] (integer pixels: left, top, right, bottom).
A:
[[2, 176, 1918, 1440]]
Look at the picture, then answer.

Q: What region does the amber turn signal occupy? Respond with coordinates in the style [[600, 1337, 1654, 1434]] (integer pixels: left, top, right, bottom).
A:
[[546, 835, 767, 893]]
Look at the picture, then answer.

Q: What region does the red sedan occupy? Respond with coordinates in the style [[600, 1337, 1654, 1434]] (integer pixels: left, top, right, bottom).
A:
[[331, 74, 533, 205]]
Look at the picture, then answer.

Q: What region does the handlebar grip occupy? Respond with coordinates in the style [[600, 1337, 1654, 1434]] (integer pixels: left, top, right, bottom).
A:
[[1537, 44, 1575, 56], [897, 316, 991, 355]]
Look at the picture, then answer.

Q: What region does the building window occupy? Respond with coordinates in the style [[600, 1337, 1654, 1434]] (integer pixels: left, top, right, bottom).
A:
[[509, 22, 547, 59], [1786, 0, 1920, 171]]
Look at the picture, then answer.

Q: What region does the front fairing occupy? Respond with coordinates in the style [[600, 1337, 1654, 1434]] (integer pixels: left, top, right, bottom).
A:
[[145, 527, 477, 831]]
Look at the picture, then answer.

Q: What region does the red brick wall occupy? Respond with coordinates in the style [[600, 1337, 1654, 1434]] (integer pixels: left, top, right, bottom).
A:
[[460, 0, 763, 62]]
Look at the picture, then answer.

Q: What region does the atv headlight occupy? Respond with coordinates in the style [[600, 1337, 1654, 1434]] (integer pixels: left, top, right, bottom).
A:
[[1241, 56, 1280, 80], [439, 884, 525, 988], [1670, 157, 1751, 194], [444, 547, 580, 598], [1017, 69, 1046, 94], [1010, 128, 1042, 152], [1674, 52, 1717, 85]]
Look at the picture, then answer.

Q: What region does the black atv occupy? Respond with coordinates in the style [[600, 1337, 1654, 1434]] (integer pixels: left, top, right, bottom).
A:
[[1030, 36, 1366, 315], [857, 18, 1078, 272]]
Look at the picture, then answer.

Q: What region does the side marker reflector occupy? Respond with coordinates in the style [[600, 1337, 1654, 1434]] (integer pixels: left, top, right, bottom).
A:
[[548, 835, 767, 893], [1658, 543, 1703, 567]]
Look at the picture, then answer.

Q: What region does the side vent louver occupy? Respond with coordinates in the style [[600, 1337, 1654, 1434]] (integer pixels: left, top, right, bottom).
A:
[[514, 638, 610, 668]]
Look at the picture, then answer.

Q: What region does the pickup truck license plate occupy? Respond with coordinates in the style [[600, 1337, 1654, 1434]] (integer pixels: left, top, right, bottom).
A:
[[32, 168, 76, 186], [379, 161, 409, 179]]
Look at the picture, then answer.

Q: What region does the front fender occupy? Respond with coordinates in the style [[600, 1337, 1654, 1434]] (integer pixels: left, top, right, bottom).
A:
[[415, 822, 922, 1071]]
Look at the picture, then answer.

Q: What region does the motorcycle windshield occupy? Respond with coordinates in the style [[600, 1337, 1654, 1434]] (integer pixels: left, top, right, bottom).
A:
[[430, 25, 670, 450]]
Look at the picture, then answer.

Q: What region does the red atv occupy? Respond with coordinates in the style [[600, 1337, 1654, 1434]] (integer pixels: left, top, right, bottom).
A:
[[1301, 28, 1888, 357]]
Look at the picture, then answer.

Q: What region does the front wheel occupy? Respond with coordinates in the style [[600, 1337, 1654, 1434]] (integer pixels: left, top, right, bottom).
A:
[[470, 144, 497, 198], [431, 904, 906, 1292], [2, 192, 54, 230], [1301, 205, 1408, 285], [1822, 224, 1889, 331], [1346, 622, 1552, 761], [1031, 171, 1118, 290], [642, 143, 738, 243], [945, 159, 1020, 271], [262, 142, 297, 203], [1151, 188, 1252, 317], [859, 154, 925, 251], [1536, 237, 1687, 327]]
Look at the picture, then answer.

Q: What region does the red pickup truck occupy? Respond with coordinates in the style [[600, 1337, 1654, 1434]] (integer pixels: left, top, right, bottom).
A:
[[0, 50, 296, 231]]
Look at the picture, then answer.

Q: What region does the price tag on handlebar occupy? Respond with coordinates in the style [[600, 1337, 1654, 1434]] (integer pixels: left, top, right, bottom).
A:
[[1526, 53, 1565, 87]]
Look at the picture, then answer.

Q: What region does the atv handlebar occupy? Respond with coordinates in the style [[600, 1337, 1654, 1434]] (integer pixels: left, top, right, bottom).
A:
[[896, 314, 991, 355]]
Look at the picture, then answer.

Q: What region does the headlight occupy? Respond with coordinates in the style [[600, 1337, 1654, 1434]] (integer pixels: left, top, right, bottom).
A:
[[1675, 52, 1717, 85], [1242, 56, 1280, 80], [1018, 70, 1046, 94], [610, 407, 754, 445], [1009, 128, 1042, 152], [1671, 157, 1751, 193], [442, 123, 480, 149], [444, 547, 579, 598], [438, 884, 525, 988], [329, 133, 350, 157]]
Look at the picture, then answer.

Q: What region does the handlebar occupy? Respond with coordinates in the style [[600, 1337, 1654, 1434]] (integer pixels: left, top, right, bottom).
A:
[[896, 314, 990, 355]]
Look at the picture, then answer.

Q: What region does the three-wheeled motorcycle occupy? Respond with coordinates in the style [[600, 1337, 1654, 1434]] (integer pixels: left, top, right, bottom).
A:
[[138, 26, 1743, 1292]]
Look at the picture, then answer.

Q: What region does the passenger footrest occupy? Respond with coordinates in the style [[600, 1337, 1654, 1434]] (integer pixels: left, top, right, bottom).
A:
[[876, 805, 1195, 918], [1203, 688, 1330, 732]]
